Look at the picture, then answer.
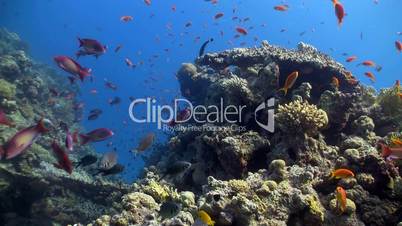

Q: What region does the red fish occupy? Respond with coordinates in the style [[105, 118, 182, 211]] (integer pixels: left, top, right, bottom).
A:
[[274, 5, 289, 11], [76, 38, 107, 58], [332, 0, 344, 27], [279, 71, 299, 95], [51, 141, 73, 174], [144, 0, 151, 6], [332, 76, 340, 89], [236, 27, 248, 35], [214, 13, 224, 19], [379, 143, 402, 160], [0, 119, 49, 160], [361, 60, 376, 67], [54, 56, 91, 81], [80, 128, 114, 145], [346, 56, 357, 62], [0, 109, 14, 127], [395, 40, 402, 53], [120, 16, 133, 22], [335, 186, 347, 213], [364, 72, 376, 82]]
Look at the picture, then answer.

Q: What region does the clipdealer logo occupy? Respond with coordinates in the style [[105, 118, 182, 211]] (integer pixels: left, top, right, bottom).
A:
[[128, 97, 275, 132]]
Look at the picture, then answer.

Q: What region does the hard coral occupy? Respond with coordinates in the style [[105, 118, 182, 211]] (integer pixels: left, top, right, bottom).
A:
[[276, 100, 328, 136]]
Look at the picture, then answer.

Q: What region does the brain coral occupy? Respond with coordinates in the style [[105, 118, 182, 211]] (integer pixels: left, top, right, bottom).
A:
[[276, 100, 328, 136]]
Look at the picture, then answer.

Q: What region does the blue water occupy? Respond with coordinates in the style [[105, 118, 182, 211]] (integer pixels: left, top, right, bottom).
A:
[[0, 0, 401, 181]]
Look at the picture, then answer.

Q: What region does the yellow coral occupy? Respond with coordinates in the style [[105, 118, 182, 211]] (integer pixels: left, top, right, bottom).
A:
[[142, 180, 178, 203], [0, 78, 16, 99], [306, 195, 324, 223], [276, 100, 328, 136], [228, 179, 250, 193]]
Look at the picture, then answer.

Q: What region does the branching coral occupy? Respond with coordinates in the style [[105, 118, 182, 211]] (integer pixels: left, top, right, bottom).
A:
[[276, 100, 328, 136]]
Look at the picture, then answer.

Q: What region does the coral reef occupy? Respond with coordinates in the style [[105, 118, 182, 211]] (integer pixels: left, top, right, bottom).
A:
[[83, 41, 402, 226], [0, 28, 130, 226], [2, 28, 401, 226]]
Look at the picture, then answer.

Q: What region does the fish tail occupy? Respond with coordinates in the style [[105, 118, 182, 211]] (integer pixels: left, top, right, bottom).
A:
[[78, 37, 83, 47], [380, 144, 391, 158], [78, 68, 92, 81], [36, 119, 49, 133], [79, 134, 91, 145], [277, 88, 288, 95]]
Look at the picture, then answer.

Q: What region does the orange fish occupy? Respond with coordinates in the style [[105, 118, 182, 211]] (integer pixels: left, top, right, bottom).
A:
[[120, 16, 133, 22], [332, 0, 344, 26], [391, 137, 402, 146], [330, 168, 355, 179], [274, 5, 289, 11], [395, 40, 402, 53], [397, 92, 402, 100], [361, 60, 376, 67], [346, 56, 357, 62], [214, 12, 224, 20], [332, 76, 340, 89], [236, 27, 248, 35], [279, 71, 299, 95], [335, 186, 347, 213], [364, 72, 376, 82]]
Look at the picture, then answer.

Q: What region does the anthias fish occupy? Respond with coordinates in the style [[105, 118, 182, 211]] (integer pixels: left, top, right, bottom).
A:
[[279, 71, 299, 95], [133, 133, 155, 154], [330, 168, 355, 179], [236, 27, 248, 35], [54, 56, 91, 81], [80, 128, 114, 145], [332, 0, 344, 27], [335, 186, 347, 213], [51, 141, 73, 174], [395, 40, 402, 53], [0, 119, 49, 160], [346, 56, 357, 62], [274, 5, 289, 11], [76, 37, 107, 58]]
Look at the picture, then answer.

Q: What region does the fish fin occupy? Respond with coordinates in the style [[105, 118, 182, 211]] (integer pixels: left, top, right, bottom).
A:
[[79, 134, 91, 145], [381, 144, 391, 158], [36, 119, 49, 133], [78, 37, 83, 47]]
